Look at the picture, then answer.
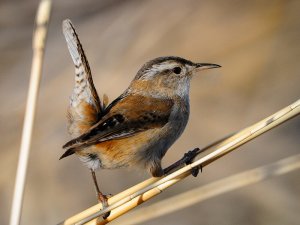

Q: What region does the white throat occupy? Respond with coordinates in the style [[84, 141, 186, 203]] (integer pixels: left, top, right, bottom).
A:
[[175, 76, 190, 99]]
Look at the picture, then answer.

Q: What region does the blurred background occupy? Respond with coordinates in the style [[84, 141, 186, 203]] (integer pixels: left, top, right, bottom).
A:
[[1, 0, 299, 224]]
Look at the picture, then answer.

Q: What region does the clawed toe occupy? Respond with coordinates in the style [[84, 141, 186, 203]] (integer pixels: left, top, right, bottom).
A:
[[102, 211, 111, 220], [183, 148, 199, 164], [191, 164, 203, 177]]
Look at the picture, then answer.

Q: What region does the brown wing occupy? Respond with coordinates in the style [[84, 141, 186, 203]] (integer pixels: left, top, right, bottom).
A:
[[62, 94, 174, 150], [63, 19, 104, 136]]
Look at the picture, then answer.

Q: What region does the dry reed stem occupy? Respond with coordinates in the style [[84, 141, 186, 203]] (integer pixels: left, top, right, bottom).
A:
[[9, 1, 52, 225], [59, 98, 300, 225], [114, 153, 300, 225]]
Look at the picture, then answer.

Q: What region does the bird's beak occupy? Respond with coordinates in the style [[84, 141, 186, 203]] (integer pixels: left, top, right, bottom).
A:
[[195, 63, 221, 71]]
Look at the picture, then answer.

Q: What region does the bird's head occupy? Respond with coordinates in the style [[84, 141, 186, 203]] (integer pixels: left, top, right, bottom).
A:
[[129, 56, 221, 98]]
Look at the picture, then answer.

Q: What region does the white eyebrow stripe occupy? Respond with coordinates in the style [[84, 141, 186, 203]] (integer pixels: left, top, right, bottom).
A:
[[141, 62, 180, 80], [152, 62, 178, 70]]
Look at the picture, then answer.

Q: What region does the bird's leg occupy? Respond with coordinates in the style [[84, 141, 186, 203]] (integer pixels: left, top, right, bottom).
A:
[[163, 148, 203, 177], [90, 169, 111, 219]]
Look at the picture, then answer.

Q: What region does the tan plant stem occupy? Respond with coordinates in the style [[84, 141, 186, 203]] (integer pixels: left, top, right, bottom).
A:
[[9, 1, 52, 225], [113, 153, 300, 225]]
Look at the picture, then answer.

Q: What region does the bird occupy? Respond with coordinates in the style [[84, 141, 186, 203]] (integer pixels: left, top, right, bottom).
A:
[[61, 19, 221, 218]]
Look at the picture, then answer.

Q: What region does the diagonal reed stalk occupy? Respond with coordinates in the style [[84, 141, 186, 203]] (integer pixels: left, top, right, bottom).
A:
[[9, 1, 52, 225], [114, 153, 300, 225], [58, 98, 300, 225]]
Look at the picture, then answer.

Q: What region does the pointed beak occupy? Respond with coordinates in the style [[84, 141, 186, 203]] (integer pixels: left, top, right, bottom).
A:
[[195, 63, 221, 71]]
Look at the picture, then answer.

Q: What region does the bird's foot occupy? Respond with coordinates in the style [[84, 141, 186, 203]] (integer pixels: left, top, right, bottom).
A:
[[164, 147, 203, 177], [182, 148, 203, 177], [97, 193, 111, 219]]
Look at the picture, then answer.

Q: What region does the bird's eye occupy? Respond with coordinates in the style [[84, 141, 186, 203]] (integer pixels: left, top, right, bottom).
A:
[[173, 67, 182, 74]]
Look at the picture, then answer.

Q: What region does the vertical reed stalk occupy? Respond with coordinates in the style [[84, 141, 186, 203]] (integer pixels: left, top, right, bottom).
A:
[[9, 1, 52, 225]]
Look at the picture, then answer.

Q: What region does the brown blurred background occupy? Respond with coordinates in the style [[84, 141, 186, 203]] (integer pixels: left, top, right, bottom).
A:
[[1, 0, 299, 224]]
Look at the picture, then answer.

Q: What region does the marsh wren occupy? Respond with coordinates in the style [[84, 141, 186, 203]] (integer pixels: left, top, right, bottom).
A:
[[61, 19, 220, 216]]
